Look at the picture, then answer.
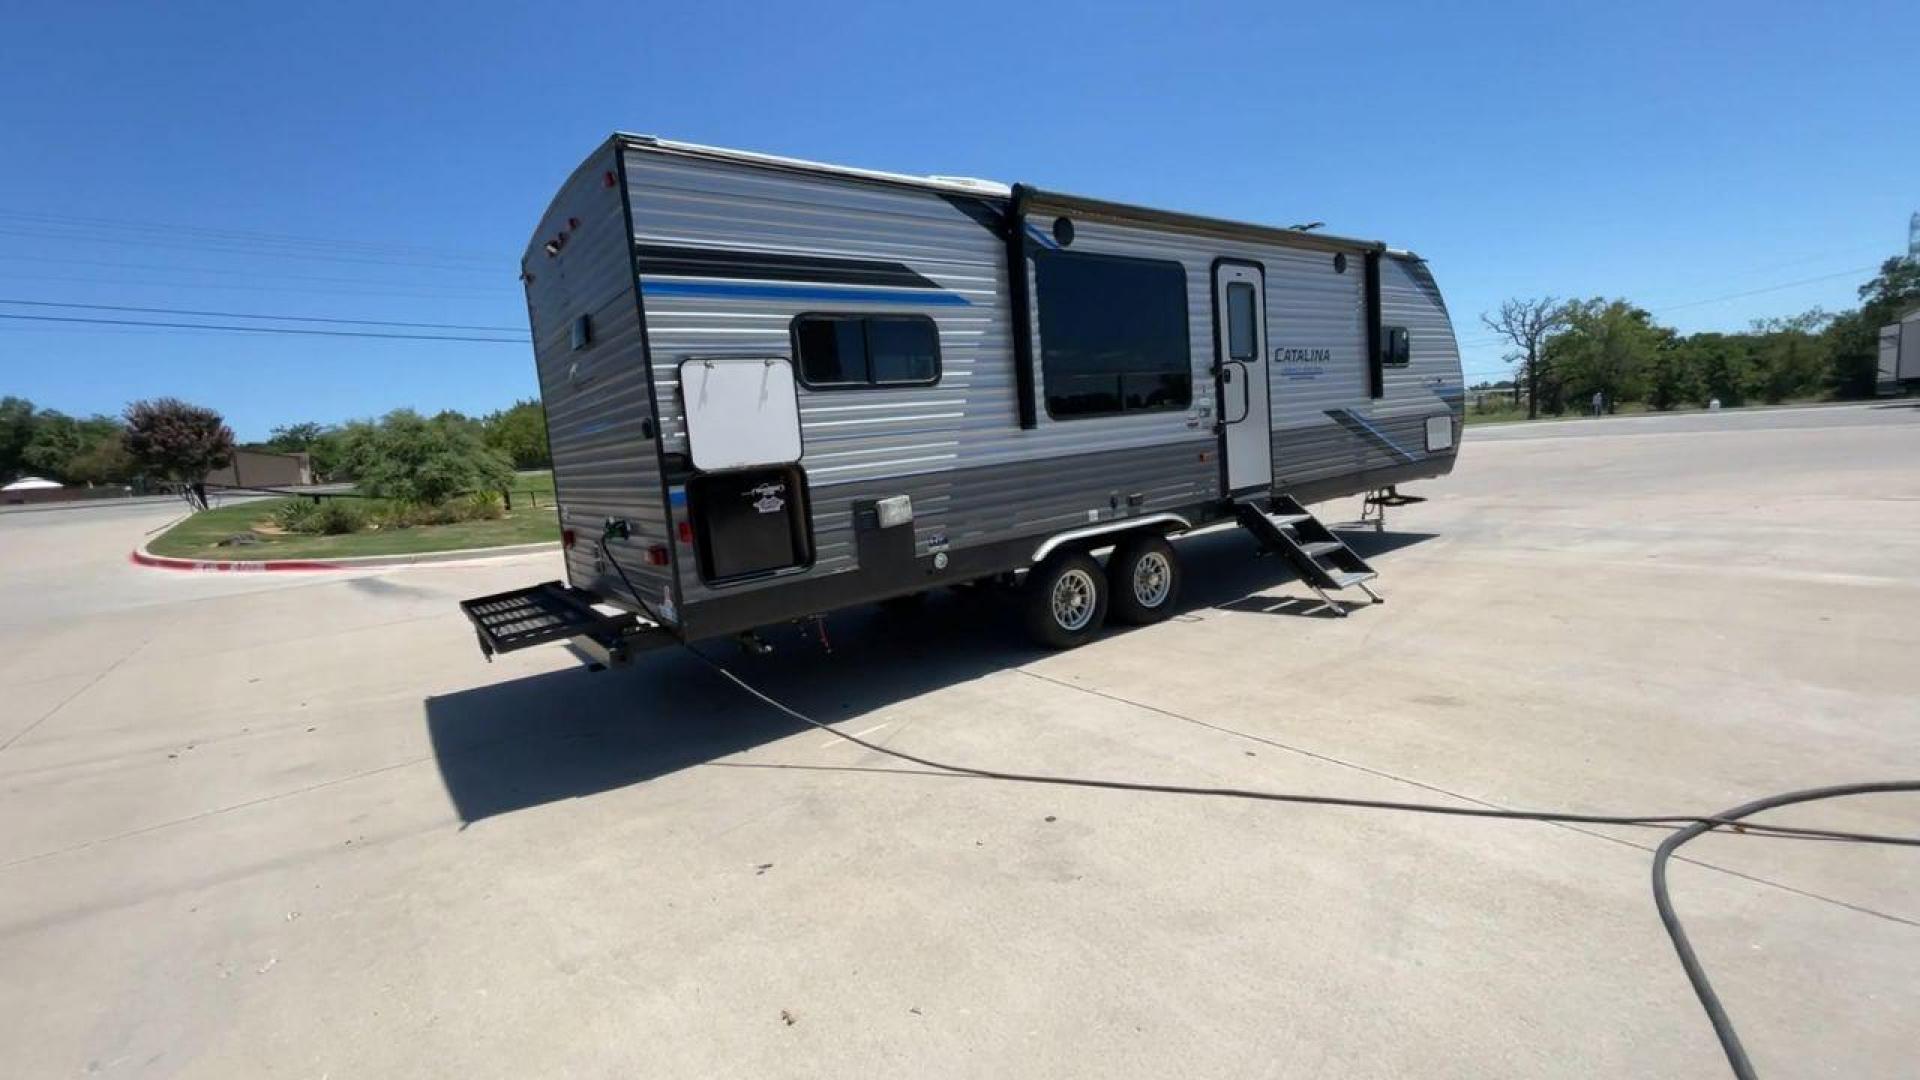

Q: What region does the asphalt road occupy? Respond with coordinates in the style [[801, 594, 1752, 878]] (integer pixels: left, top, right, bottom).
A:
[[2, 402, 1916, 1078]]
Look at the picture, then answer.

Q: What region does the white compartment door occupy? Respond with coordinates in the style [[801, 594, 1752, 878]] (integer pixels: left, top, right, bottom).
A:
[[679, 356, 803, 472], [1215, 263, 1272, 494]]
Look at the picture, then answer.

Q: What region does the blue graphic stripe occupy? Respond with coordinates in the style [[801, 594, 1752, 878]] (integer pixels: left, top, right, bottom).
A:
[[1023, 223, 1059, 250], [641, 278, 971, 306]]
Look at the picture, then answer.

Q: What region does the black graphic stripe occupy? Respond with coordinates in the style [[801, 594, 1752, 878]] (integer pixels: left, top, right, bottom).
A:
[[1324, 408, 1419, 463], [634, 244, 941, 290], [938, 193, 1009, 238]]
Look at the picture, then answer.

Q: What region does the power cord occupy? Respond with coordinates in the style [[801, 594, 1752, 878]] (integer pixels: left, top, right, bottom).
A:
[[596, 532, 1917, 1077]]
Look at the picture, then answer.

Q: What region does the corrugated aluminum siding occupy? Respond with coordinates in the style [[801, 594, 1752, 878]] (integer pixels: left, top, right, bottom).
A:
[[522, 143, 673, 618], [1378, 255, 1465, 457], [628, 149, 1219, 607], [617, 144, 1460, 611]]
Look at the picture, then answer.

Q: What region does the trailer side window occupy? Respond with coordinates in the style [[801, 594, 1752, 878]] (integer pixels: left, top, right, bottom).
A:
[[792, 314, 940, 389], [1034, 249, 1191, 419], [1383, 325, 1411, 367]]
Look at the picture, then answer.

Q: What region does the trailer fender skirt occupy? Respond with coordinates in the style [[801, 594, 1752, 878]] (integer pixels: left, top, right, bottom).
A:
[[1031, 513, 1191, 564]]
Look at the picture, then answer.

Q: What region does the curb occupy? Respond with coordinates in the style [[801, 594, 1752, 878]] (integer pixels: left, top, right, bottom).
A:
[[129, 541, 557, 573]]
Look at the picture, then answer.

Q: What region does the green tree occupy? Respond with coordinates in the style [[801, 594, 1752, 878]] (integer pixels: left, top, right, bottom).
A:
[[1542, 299, 1672, 411], [1670, 333, 1754, 407], [1822, 310, 1880, 399], [265, 421, 326, 452], [122, 398, 235, 509], [22, 412, 124, 482], [342, 409, 511, 506], [1643, 346, 1703, 411], [482, 399, 551, 469], [0, 396, 38, 482], [1748, 311, 1831, 403], [22, 410, 84, 478], [1858, 255, 1920, 317], [67, 432, 136, 486]]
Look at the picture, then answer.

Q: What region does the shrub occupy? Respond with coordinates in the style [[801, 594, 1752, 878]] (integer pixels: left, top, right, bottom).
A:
[[312, 501, 368, 534], [341, 409, 512, 506], [458, 491, 505, 521], [272, 500, 321, 532], [373, 491, 502, 529], [273, 498, 366, 535]]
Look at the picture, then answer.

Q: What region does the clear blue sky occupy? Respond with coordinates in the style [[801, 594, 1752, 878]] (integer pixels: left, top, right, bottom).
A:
[[2, 1, 1913, 439]]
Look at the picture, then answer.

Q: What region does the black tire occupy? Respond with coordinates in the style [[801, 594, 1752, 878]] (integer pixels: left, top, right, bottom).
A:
[[1022, 550, 1109, 649], [1106, 534, 1182, 626]]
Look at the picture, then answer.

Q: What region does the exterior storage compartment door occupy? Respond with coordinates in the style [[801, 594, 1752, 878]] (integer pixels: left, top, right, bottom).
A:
[[679, 356, 802, 471], [687, 466, 813, 583]]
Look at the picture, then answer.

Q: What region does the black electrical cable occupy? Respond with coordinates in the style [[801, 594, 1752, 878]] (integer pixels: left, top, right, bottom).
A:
[[1652, 781, 1920, 1079], [594, 534, 1919, 1076]]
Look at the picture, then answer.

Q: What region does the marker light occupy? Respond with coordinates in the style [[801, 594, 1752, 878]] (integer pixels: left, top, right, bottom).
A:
[[875, 494, 913, 529]]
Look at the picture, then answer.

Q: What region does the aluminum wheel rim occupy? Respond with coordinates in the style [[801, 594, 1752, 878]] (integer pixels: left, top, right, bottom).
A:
[[1131, 551, 1172, 608], [1051, 568, 1098, 631]]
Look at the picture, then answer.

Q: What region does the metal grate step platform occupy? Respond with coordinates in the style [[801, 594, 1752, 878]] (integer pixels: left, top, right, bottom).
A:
[[460, 580, 654, 660]]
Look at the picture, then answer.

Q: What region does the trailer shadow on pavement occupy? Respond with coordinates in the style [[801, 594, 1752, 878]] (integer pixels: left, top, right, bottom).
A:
[[423, 526, 1436, 824]]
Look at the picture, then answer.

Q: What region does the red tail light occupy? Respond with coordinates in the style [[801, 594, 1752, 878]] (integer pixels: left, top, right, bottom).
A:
[[645, 545, 670, 566], [677, 520, 694, 545], [561, 528, 576, 549]]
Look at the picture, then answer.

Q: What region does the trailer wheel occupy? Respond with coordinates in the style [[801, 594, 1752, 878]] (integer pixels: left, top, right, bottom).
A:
[[1106, 534, 1181, 625], [1022, 551, 1108, 649]]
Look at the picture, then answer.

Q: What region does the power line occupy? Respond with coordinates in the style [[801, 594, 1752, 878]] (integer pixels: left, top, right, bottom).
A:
[[0, 225, 505, 275], [0, 269, 518, 303], [0, 253, 518, 295], [1649, 264, 1879, 314], [1458, 261, 1888, 349], [0, 297, 521, 333], [0, 312, 522, 343], [0, 209, 499, 265]]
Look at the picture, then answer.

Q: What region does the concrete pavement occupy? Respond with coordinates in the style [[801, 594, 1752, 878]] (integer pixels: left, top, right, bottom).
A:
[[1, 402, 1916, 1078]]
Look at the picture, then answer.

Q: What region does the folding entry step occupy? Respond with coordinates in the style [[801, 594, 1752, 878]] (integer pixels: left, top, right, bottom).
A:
[[1232, 495, 1381, 617], [459, 580, 668, 664]]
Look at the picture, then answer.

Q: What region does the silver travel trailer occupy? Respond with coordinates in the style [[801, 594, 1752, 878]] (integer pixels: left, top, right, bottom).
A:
[[461, 135, 1463, 661], [1878, 309, 1920, 394]]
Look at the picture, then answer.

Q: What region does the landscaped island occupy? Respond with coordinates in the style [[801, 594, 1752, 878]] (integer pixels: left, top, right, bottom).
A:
[[146, 470, 560, 561]]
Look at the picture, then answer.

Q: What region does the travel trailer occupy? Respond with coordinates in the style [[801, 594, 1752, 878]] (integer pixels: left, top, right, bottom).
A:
[[1878, 309, 1920, 395], [461, 135, 1463, 662]]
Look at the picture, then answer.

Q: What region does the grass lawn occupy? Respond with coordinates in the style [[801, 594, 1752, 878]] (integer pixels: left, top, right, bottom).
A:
[[147, 470, 560, 560]]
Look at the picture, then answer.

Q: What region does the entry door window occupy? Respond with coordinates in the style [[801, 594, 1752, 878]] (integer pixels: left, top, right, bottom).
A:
[[1226, 282, 1258, 361]]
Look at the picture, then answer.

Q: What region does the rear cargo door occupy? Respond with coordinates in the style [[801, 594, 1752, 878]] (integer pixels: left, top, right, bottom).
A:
[[1215, 262, 1272, 495]]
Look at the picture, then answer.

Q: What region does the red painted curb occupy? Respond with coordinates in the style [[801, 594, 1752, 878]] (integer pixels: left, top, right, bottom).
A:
[[129, 550, 345, 573]]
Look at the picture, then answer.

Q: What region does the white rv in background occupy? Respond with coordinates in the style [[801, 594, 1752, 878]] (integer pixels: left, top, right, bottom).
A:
[[1878, 309, 1920, 395], [461, 135, 1464, 661]]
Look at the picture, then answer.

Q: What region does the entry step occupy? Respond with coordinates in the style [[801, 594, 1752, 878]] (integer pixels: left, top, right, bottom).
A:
[[1231, 494, 1383, 617]]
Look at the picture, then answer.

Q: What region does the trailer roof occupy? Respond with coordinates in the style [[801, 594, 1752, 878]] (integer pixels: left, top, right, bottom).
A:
[[615, 134, 1393, 257], [617, 134, 1014, 198]]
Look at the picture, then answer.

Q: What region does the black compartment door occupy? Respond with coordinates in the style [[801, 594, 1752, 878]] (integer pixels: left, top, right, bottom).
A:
[[689, 466, 812, 583]]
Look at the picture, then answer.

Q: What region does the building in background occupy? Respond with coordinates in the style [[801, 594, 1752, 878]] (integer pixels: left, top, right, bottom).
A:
[[204, 449, 311, 489]]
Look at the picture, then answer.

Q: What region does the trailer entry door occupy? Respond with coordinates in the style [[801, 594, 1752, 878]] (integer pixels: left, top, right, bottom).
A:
[[1215, 263, 1272, 495]]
